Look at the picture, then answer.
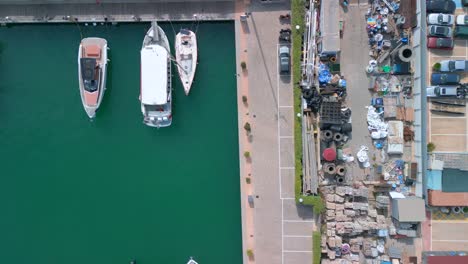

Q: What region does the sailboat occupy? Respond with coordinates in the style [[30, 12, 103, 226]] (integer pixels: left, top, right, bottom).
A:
[[140, 21, 172, 128], [175, 29, 198, 95], [77, 37, 108, 119]]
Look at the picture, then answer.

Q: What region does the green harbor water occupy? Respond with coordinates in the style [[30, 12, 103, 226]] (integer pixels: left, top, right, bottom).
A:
[[0, 22, 241, 264]]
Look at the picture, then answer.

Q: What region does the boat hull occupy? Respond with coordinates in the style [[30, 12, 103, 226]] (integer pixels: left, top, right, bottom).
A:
[[175, 29, 198, 95], [77, 37, 108, 119]]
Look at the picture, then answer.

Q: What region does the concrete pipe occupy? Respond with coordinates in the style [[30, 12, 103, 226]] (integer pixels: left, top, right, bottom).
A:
[[397, 45, 413, 62], [336, 165, 346, 176], [335, 175, 345, 184], [322, 130, 333, 141], [333, 132, 344, 142], [324, 163, 336, 175]]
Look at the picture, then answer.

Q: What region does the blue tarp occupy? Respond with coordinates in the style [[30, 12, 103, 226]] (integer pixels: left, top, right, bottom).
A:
[[318, 64, 332, 85], [427, 169, 442, 190]]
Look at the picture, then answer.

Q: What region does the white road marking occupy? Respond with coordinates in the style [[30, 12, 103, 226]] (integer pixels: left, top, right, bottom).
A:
[[283, 220, 315, 223], [279, 105, 293, 108], [281, 197, 295, 200], [283, 250, 313, 253], [432, 239, 468, 242], [431, 134, 466, 136], [284, 235, 311, 238], [280, 167, 295, 169], [280, 136, 293, 139]]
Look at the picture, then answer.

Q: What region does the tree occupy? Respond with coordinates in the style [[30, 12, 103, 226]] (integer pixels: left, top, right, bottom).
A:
[[241, 61, 247, 70], [427, 142, 436, 153]]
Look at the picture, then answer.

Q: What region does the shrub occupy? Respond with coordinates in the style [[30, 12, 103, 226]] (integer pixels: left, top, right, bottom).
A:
[[246, 249, 254, 258], [244, 122, 251, 132], [313, 231, 321, 264], [244, 151, 251, 158], [242, 95, 248, 104], [241, 61, 247, 70], [427, 142, 436, 153], [246, 177, 251, 184], [433, 62, 441, 71]]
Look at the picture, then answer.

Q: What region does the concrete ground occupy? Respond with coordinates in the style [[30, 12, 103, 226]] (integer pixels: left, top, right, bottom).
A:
[[430, 219, 468, 251], [426, 7, 468, 152], [0, 1, 235, 22], [238, 1, 316, 263], [340, 1, 373, 180]]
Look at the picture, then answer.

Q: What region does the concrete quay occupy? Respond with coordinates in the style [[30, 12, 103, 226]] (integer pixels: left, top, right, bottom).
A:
[[0, 1, 235, 23]]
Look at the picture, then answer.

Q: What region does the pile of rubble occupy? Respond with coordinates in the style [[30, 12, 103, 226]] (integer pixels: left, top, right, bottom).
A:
[[321, 185, 398, 263]]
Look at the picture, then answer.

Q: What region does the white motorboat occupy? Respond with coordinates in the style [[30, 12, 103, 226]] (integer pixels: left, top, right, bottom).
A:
[[77, 37, 108, 118], [140, 21, 172, 128], [175, 29, 198, 95]]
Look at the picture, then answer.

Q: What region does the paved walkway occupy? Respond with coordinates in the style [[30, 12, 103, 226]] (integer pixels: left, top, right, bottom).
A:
[[0, 1, 235, 22], [236, 1, 316, 263]]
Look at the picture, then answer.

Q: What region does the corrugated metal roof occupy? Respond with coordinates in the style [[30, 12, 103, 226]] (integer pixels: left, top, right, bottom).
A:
[[428, 256, 468, 264], [428, 190, 468, 206], [442, 168, 468, 192], [319, 0, 340, 53], [391, 197, 425, 222]]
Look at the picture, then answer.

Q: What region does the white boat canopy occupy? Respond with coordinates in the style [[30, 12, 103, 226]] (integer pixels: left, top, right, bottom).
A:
[[141, 45, 168, 105]]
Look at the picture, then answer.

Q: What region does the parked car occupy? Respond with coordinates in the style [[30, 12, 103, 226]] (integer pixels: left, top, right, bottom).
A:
[[427, 37, 454, 49], [456, 15, 468, 25], [427, 13, 454, 25], [431, 73, 460, 85], [427, 0, 456, 14], [428, 25, 453, 37], [439, 60, 468, 72], [454, 25, 468, 39], [279, 45, 290, 73], [427, 86, 461, 97]]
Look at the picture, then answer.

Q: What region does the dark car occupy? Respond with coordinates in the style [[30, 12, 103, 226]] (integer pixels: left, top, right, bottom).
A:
[[427, 0, 456, 14], [428, 25, 453, 37], [431, 73, 461, 85], [427, 37, 454, 49]]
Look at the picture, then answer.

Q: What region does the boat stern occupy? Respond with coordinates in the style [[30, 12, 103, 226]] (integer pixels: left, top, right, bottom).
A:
[[143, 114, 172, 128]]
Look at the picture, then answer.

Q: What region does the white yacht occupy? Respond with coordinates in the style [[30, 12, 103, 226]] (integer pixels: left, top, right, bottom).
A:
[[140, 21, 172, 127], [175, 29, 197, 95], [78, 37, 108, 119]]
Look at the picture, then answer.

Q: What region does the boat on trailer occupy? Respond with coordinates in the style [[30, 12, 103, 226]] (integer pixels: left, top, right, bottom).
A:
[[78, 37, 108, 119], [175, 29, 198, 95], [140, 21, 172, 128], [187, 257, 198, 264]]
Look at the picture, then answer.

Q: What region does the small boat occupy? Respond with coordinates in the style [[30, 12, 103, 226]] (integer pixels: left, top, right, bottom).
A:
[[175, 29, 198, 95], [187, 257, 198, 264], [140, 21, 172, 128], [78, 37, 108, 119]]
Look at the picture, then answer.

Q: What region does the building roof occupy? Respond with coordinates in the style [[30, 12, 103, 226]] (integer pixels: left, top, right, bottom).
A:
[[428, 190, 468, 206], [428, 256, 468, 264], [141, 45, 168, 105], [442, 168, 468, 192], [319, 0, 340, 53], [391, 197, 425, 222]]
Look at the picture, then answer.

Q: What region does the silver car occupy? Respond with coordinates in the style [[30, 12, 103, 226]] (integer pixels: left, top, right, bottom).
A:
[[427, 13, 454, 25], [428, 25, 453, 37], [427, 86, 459, 97], [456, 15, 468, 25]]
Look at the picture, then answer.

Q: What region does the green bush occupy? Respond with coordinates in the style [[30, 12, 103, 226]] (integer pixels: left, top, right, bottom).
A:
[[241, 61, 247, 70], [244, 151, 251, 158], [246, 177, 251, 184], [246, 249, 254, 258], [433, 62, 441, 71], [292, 0, 305, 206], [313, 231, 321, 264], [299, 195, 325, 214], [244, 122, 251, 133], [427, 142, 436, 153], [242, 95, 248, 104]]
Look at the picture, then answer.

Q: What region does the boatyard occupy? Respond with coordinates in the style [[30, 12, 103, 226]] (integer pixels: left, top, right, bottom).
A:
[[2, 0, 468, 264]]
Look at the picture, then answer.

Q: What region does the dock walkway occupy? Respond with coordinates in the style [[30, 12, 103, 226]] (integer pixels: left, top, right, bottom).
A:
[[0, 2, 235, 23]]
